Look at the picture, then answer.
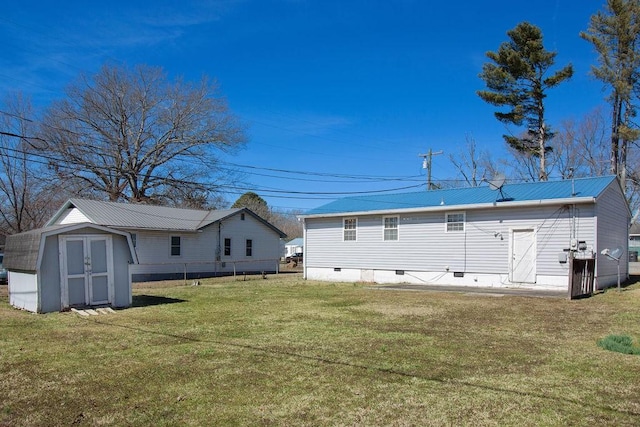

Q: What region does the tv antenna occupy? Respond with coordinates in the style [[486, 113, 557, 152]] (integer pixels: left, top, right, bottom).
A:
[[601, 246, 624, 291], [488, 173, 508, 201]]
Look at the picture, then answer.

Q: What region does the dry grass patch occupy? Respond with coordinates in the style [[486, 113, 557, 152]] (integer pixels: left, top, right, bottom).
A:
[[1, 276, 640, 425]]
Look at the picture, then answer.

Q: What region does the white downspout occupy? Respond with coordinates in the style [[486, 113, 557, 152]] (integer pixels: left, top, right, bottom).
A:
[[302, 218, 307, 280]]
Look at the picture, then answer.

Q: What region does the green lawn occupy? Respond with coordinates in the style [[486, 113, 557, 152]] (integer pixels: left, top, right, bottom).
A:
[[1, 275, 640, 426]]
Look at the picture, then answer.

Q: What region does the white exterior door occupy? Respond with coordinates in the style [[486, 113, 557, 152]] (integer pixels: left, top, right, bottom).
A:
[[60, 235, 114, 307], [511, 229, 536, 283]]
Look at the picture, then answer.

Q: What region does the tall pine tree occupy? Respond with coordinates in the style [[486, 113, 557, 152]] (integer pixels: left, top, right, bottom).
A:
[[478, 22, 573, 181], [581, 0, 640, 191]]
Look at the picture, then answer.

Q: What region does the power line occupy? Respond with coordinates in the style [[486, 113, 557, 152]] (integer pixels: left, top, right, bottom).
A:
[[0, 138, 425, 197], [0, 113, 426, 185], [219, 161, 423, 182]]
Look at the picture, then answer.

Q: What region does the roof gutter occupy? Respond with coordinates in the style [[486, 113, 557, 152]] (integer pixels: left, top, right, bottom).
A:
[[298, 196, 597, 219]]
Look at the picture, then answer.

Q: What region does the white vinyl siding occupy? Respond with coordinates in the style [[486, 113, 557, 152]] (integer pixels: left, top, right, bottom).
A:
[[446, 212, 465, 232], [304, 205, 599, 277], [595, 181, 631, 284], [56, 207, 91, 225], [383, 216, 399, 241], [343, 218, 357, 241], [7, 271, 38, 312], [129, 212, 283, 278]]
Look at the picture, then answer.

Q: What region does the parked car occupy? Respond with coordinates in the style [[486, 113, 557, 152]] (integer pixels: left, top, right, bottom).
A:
[[285, 252, 303, 263], [0, 253, 6, 284]]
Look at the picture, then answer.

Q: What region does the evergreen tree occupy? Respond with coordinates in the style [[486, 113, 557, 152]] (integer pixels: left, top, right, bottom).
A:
[[581, 0, 640, 190], [478, 22, 573, 181], [231, 192, 270, 219]]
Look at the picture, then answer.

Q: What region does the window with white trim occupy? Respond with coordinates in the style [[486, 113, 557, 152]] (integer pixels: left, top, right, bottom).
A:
[[446, 212, 465, 232], [224, 238, 231, 256], [383, 216, 399, 241], [343, 218, 357, 241], [245, 239, 253, 256]]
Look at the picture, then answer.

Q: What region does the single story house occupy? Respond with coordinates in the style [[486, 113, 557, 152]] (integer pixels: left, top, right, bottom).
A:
[[46, 199, 287, 282], [299, 176, 630, 292], [4, 223, 137, 313], [284, 237, 304, 258]]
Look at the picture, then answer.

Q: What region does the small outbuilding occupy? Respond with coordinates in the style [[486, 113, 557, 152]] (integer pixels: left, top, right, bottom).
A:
[[284, 237, 304, 258], [5, 223, 137, 313]]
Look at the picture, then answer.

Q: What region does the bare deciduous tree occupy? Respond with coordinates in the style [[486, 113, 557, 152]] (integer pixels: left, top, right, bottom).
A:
[[269, 210, 303, 239], [37, 63, 246, 207], [0, 94, 62, 233], [549, 108, 610, 178], [448, 135, 496, 187], [500, 146, 540, 183]]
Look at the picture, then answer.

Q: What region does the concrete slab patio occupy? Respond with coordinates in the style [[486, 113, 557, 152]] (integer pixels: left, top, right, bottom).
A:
[[367, 264, 640, 299], [368, 284, 568, 298]]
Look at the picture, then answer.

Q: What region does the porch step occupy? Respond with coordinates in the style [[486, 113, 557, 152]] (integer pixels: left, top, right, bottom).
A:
[[71, 307, 116, 316]]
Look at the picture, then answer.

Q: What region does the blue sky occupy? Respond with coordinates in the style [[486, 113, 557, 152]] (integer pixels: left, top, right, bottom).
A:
[[1, 0, 608, 212]]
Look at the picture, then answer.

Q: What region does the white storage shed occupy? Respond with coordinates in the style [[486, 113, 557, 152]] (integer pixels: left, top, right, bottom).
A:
[[5, 223, 137, 313]]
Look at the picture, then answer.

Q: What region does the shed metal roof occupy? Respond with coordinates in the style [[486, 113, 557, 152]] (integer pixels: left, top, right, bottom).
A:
[[301, 176, 620, 217], [4, 223, 137, 272]]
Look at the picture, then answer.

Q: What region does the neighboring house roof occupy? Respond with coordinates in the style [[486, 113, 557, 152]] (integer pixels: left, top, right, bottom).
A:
[[46, 198, 287, 237], [285, 237, 303, 246], [4, 223, 138, 272], [630, 223, 640, 235], [301, 176, 622, 218]]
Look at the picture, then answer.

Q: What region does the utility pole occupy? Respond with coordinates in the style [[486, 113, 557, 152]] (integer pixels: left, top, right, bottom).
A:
[[418, 149, 443, 190]]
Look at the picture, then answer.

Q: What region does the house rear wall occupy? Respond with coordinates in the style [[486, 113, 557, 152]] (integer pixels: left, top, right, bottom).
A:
[[304, 203, 598, 289]]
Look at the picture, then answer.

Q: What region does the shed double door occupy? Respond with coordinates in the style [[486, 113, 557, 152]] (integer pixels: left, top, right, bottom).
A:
[[60, 235, 113, 308]]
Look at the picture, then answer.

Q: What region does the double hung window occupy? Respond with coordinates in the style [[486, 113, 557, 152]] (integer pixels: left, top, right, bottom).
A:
[[343, 218, 357, 241], [446, 212, 465, 232], [383, 216, 399, 241]]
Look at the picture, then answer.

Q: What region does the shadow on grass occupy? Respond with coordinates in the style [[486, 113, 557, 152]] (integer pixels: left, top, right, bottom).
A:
[[597, 275, 640, 294], [625, 275, 640, 287], [131, 294, 187, 308]]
